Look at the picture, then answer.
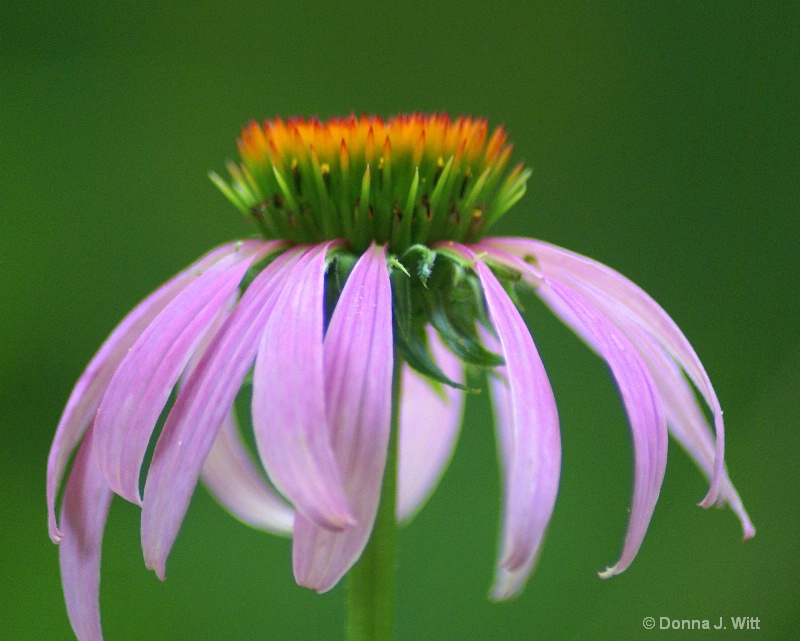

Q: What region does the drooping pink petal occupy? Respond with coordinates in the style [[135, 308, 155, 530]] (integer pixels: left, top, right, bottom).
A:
[[253, 241, 355, 532], [481, 322, 554, 600], [183, 297, 295, 534], [622, 327, 754, 538], [94, 241, 272, 505], [485, 244, 752, 559], [443, 243, 561, 598], [141, 247, 303, 580], [472, 326, 543, 599], [483, 237, 724, 507], [293, 242, 393, 592], [201, 410, 295, 535], [397, 326, 465, 523], [511, 255, 753, 538], [58, 423, 112, 641], [48, 241, 251, 543], [544, 281, 667, 578], [478, 244, 668, 578]]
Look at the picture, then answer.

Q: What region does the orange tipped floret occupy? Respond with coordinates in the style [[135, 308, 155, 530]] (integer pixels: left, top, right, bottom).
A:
[[217, 113, 527, 252]]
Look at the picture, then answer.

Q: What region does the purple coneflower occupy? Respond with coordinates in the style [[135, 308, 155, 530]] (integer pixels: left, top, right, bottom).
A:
[[49, 114, 753, 641]]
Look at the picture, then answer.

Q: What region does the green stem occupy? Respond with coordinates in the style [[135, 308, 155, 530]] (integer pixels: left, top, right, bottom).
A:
[[346, 355, 402, 641]]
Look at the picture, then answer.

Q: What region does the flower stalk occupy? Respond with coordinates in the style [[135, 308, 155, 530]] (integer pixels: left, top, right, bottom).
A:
[[346, 353, 402, 641]]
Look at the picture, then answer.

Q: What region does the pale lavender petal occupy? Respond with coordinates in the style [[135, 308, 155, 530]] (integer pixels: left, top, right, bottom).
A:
[[293, 243, 393, 592], [397, 327, 465, 523], [446, 243, 561, 598], [624, 328, 754, 538], [253, 242, 356, 533], [141, 247, 302, 580], [201, 410, 294, 535], [526, 268, 752, 537], [484, 355, 527, 599], [48, 241, 252, 542], [541, 260, 730, 513], [482, 328, 552, 600], [58, 423, 112, 641], [484, 237, 724, 507], [478, 244, 668, 578], [94, 242, 270, 504], [188, 298, 294, 533], [545, 280, 667, 578]]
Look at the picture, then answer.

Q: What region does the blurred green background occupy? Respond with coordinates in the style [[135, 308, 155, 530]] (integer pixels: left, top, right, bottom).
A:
[[2, 2, 798, 640]]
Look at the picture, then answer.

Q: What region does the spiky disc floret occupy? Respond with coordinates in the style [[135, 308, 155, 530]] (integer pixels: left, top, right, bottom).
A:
[[212, 113, 530, 253]]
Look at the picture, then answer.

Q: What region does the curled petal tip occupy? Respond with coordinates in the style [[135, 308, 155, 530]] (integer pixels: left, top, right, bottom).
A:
[[698, 484, 723, 509], [597, 564, 622, 579], [48, 505, 63, 543], [695, 491, 755, 540], [144, 548, 169, 582], [147, 560, 168, 583], [294, 572, 337, 594]]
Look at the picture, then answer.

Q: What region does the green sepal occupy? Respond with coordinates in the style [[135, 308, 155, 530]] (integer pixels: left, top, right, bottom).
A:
[[464, 273, 496, 332], [400, 244, 437, 285], [427, 295, 505, 368], [390, 268, 472, 391], [489, 265, 525, 313], [483, 258, 523, 284], [424, 257, 504, 368], [387, 256, 410, 278], [428, 254, 494, 328], [394, 330, 474, 393]]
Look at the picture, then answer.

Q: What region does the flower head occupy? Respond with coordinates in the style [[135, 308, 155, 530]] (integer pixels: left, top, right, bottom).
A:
[[49, 113, 753, 641], [211, 113, 527, 252]]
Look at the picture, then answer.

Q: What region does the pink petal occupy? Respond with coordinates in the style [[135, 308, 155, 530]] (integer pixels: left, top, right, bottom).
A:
[[444, 243, 561, 598], [94, 242, 269, 504], [476, 326, 546, 599], [293, 242, 394, 592], [141, 247, 302, 580], [186, 296, 294, 533], [48, 241, 252, 543], [511, 256, 753, 538], [397, 326, 465, 523], [484, 237, 725, 507], [201, 410, 295, 535], [623, 328, 754, 538], [544, 281, 667, 578], [252, 242, 356, 532], [478, 245, 668, 578], [58, 423, 112, 641]]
